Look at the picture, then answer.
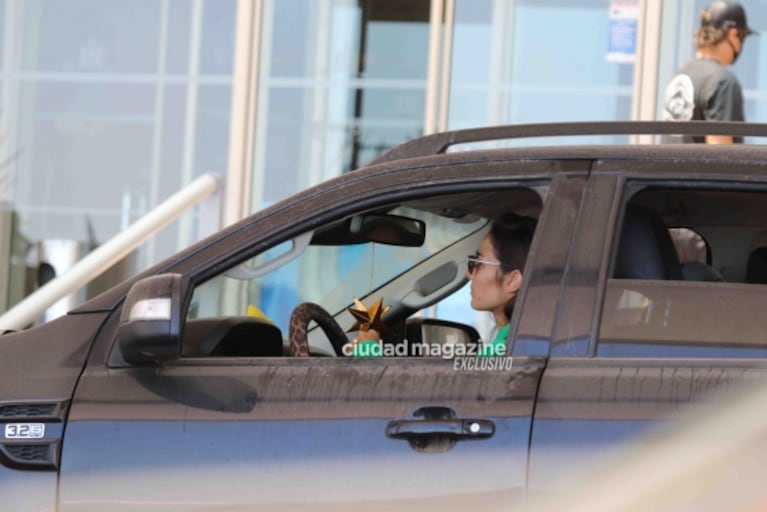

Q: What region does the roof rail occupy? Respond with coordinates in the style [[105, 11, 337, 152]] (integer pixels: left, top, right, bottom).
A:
[[368, 121, 767, 166]]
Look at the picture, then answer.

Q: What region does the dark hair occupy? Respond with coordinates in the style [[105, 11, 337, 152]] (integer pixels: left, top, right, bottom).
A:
[[489, 212, 537, 319]]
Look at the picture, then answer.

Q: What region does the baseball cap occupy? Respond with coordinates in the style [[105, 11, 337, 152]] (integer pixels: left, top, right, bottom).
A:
[[701, 1, 757, 37]]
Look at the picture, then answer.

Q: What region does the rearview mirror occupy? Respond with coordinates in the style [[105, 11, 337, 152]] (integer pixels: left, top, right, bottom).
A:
[[350, 214, 425, 247], [312, 213, 426, 247], [118, 273, 186, 365]]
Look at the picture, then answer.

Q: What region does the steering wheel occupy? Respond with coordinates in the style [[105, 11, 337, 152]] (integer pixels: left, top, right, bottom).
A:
[[288, 302, 349, 357]]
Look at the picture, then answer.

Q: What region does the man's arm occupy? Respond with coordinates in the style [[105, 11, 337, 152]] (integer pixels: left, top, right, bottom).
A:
[[706, 134, 735, 144]]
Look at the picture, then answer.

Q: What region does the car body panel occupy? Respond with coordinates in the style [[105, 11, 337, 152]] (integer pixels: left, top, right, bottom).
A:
[[0, 313, 107, 401], [529, 161, 767, 493], [60, 358, 545, 510], [528, 359, 767, 494], [0, 313, 108, 510], [54, 162, 591, 509]]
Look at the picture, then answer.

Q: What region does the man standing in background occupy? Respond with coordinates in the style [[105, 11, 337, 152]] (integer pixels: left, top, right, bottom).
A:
[[663, 1, 756, 143]]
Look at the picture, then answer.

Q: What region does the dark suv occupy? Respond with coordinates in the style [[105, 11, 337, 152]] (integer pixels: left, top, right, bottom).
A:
[[3, 122, 767, 510]]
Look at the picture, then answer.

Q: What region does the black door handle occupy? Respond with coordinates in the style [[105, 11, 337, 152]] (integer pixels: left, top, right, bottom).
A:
[[385, 406, 495, 452], [386, 418, 494, 440]]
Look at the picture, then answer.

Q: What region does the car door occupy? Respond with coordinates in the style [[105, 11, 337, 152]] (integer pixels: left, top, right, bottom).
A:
[[57, 165, 589, 510], [527, 160, 767, 496]]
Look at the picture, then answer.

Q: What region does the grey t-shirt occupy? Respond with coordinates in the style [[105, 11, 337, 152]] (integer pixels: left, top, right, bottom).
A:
[[662, 58, 744, 143]]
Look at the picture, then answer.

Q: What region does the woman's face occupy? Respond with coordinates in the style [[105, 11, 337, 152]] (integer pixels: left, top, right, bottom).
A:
[[467, 234, 521, 321]]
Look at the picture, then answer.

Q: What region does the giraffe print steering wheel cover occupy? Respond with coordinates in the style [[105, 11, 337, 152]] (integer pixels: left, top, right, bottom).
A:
[[288, 302, 349, 356]]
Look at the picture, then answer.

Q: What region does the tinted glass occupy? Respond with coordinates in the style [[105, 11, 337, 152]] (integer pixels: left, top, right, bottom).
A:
[[256, 0, 431, 206], [599, 185, 767, 358]]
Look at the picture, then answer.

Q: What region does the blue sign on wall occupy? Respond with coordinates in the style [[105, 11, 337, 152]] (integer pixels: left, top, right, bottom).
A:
[[607, 1, 638, 63]]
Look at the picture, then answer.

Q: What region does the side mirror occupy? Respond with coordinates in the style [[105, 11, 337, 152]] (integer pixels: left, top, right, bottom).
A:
[[404, 318, 480, 356], [118, 273, 186, 365]]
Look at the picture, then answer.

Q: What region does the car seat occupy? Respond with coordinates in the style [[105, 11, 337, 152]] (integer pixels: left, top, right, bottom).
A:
[[745, 246, 767, 284], [614, 205, 684, 280], [614, 205, 723, 282]]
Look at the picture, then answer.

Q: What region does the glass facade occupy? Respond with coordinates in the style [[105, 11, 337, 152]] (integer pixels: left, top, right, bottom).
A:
[[1, 0, 765, 318], [252, 0, 432, 208], [0, 0, 237, 313], [450, 0, 634, 130]]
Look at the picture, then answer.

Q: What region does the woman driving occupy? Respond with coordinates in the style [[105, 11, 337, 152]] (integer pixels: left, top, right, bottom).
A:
[[467, 212, 537, 356]]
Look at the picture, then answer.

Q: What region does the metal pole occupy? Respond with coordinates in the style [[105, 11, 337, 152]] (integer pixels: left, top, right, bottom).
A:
[[631, 0, 663, 144], [423, 0, 444, 135], [224, 0, 264, 227], [176, 0, 203, 251], [437, 0, 455, 132]]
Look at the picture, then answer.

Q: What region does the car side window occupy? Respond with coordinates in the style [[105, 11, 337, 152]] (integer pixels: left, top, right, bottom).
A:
[[180, 187, 546, 359], [184, 207, 487, 357], [598, 185, 767, 358]]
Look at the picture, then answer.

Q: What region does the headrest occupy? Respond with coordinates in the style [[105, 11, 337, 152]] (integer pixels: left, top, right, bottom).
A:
[[614, 205, 683, 280], [746, 247, 767, 284]]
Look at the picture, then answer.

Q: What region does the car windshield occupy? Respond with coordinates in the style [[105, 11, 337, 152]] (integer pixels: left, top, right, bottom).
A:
[[188, 205, 487, 335]]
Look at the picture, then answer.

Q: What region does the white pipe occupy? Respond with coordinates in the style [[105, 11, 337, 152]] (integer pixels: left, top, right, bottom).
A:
[[631, 0, 663, 145], [224, 0, 263, 227], [176, 0, 204, 252], [0, 173, 220, 331], [423, 0, 444, 135], [437, 0, 454, 132]]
